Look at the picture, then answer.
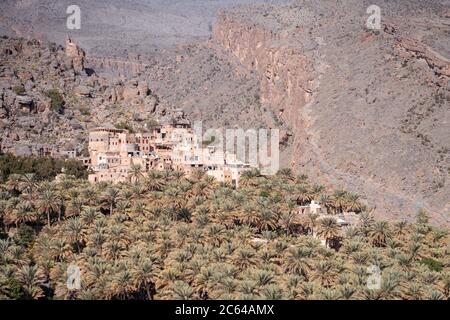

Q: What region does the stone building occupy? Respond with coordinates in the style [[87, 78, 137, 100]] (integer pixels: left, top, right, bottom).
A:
[[87, 124, 254, 186]]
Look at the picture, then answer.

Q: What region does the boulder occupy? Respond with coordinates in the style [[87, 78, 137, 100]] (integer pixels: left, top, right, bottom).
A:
[[36, 98, 51, 113], [17, 70, 33, 82], [0, 107, 8, 119], [123, 86, 139, 100], [74, 85, 92, 97], [24, 80, 35, 91], [138, 81, 149, 96], [15, 95, 33, 106]]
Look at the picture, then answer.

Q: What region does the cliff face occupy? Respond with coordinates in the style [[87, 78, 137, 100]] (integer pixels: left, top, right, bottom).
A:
[[65, 36, 86, 75], [213, 16, 314, 136], [86, 56, 148, 79]]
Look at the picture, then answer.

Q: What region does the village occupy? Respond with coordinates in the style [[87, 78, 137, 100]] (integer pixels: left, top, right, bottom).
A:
[[84, 119, 255, 188], [84, 119, 359, 230]]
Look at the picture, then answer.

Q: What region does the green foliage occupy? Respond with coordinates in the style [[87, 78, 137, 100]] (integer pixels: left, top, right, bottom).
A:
[[0, 154, 87, 182], [15, 225, 36, 248], [13, 85, 26, 95], [115, 121, 134, 133], [46, 88, 65, 112], [0, 170, 447, 300], [420, 258, 443, 272], [202, 136, 216, 147], [7, 279, 24, 300], [63, 159, 88, 179], [146, 119, 160, 129]]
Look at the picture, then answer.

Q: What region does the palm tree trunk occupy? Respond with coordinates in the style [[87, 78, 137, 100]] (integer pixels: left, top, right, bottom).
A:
[[47, 211, 51, 227], [145, 283, 151, 300], [110, 203, 113, 215]]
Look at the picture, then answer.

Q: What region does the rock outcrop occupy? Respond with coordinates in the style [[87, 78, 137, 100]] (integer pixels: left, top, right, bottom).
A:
[[214, 16, 314, 130], [0, 36, 165, 159], [65, 36, 86, 75]]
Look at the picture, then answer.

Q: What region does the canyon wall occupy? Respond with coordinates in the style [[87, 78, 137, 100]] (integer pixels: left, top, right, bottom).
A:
[[86, 56, 148, 79], [213, 15, 323, 174], [213, 15, 314, 138], [212, 8, 450, 225]]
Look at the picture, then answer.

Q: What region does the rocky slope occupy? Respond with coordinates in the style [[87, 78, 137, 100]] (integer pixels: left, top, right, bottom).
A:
[[213, 0, 450, 225], [0, 0, 286, 57], [0, 36, 181, 157], [0, 0, 448, 225]]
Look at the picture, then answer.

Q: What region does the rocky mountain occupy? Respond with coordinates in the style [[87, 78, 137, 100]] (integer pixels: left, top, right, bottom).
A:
[[0, 0, 286, 57], [0, 36, 178, 157], [212, 0, 450, 225], [0, 0, 448, 225]]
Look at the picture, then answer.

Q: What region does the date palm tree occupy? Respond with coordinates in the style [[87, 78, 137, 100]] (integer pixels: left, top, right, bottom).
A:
[[279, 211, 298, 236], [344, 193, 365, 213], [168, 281, 195, 300], [284, 247, 312, 280], [12, 201, 36, 228], [19, 173, 38, 196], [276, 168, 294, 181], [317, 217, 341, 248], [370, 221, 391, 247], [15, 265, 45, 299], [129, 164, 144, 183], [331, 190, 348, 214], [37, 188, 60, 227], [65, 217, 85, 253], [131, 259, 158, 300], [319, 194, 334, 215], [101, 187, 121, 215]]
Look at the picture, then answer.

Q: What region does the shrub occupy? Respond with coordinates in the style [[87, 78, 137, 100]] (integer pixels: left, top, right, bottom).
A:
[[46, 88, 65, 112], [61, 159, 88, 179], [15, 225, 36, 248], [420, 257, 443, 272], [13, 85, 26, 95], [0, 154, 87, 182], [115, 122, 134, 133]]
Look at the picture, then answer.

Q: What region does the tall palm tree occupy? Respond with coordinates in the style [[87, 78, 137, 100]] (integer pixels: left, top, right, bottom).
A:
[[239, 169, 262, 188], [319, 194, 334, 214], [284, 247, 312, 280], [15, 265, 45, 299], [131, 259, 157, 300], [276, 168, 294, 181], [317, 217, 341, 248], [331, 190, 348, 214], [279, 211, 298, 236], [144, 171, 166, 191], [12, 201, 36, 228], [129, 164, 144, 183], [19, 173, 38, 196], [257, 209, 278, 232], [37, 188, 60, 227], [101, 187, 121, 215], [296, 186, 313, 206], [169, 281, 195, 300], [370, 221, 391, 247], [66, 217, 85, 253], [108, 269, 136, 299], [344, 193, 365, 213]]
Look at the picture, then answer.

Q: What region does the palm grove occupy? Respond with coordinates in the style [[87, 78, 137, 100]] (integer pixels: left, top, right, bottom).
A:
[[0, 166, 449, 300]]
